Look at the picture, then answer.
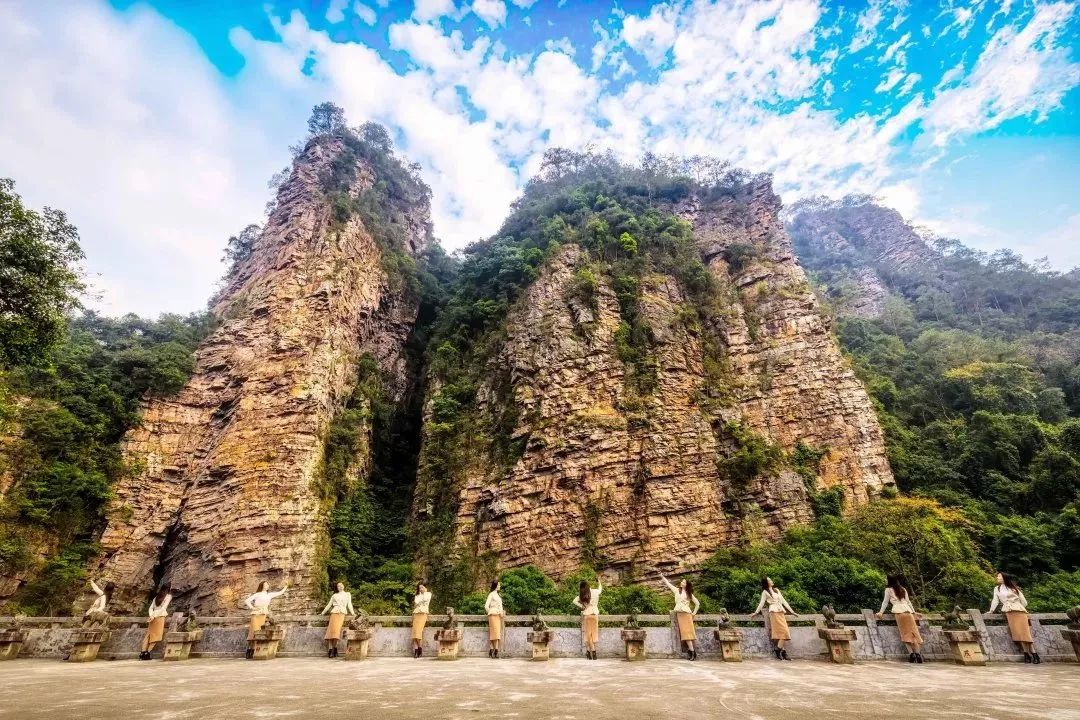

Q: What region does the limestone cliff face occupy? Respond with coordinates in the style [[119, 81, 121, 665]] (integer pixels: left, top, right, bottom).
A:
[[422, 179, 893, 583], [88, 136, 430, 615]]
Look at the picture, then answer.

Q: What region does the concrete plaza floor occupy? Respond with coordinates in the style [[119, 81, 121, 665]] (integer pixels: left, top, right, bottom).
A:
[[0, 657, 1077, 719]]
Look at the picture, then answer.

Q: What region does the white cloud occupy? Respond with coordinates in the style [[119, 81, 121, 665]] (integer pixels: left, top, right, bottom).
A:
[[923, 2, 1080, 147], [354, 2, 377, 25], [413, 0, 455, 23], [875, 67, 906, 92], [326, 0, 349, 24], [0, 0, 282, 317], [471, 0, 506, 28], [849, 0, 885, 52], [620, 2, 678, 67]]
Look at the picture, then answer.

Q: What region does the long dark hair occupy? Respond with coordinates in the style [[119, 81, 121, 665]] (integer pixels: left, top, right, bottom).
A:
[[886, 575, 907, 600], [257, 580, 269, 592], [490, 580, 499, 592], [684, 579, 695, 602], [104, 581, 116, 602], [154, 585, 171, 605], [1001, 572, 1021, 592], [760, 577, 774, 592], [415, 582, 426, 597], [579, 580, 591, 606]]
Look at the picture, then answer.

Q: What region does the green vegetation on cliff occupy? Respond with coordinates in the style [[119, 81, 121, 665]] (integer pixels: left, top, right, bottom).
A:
[[782, 197, 1080, 610]]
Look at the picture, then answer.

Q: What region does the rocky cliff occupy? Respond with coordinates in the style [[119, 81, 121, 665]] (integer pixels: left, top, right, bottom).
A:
[[86, 133, 431, 615], [786, 198, 939, 319], [412, 162, 894, 588]]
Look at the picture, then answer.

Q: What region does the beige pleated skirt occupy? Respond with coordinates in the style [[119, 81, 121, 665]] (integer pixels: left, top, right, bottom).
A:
[[769, 612, 790, 641], [1006, 611, 1033, 643], [895, 612, 922, 644], [248, 614, 267, 641], [676, 612, 696, 641], [583, 615, 599, 644], [411, 613, 428, 640], [488, 614, 503, 641], [144, 616, 166, 645], [325, 612, 345, 640]]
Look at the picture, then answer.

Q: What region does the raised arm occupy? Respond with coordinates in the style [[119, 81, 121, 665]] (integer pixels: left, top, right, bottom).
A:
[[572, 595, 583, 609], [597, 579, 603, 592], [659, 574, 678, 595], [269, 586, 288, 600], [90, 579, 104, 596]]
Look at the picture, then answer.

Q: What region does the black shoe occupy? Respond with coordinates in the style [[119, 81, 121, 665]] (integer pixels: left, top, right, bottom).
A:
[[488, 648, 494, 658], [494, 649, 499, 659], [139, 651, 150, 660], [909, 652, 916, 663], [781, 649, 790, 661], [774, 648, 782, 660], [245, 648, 254, 660], [328, 648, 334, 658], [1023, 652, 1032, 663], [1032, 653, 1041, 664], [692, 650, 698, 661], [916, 653, 923, 663]]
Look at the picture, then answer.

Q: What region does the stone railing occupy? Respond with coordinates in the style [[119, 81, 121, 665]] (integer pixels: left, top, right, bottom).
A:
[[2, 610, 1074, 661]]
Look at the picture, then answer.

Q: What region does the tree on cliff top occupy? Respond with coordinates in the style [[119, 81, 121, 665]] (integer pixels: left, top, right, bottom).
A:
[[0, 178, 85, 367], [307, 101, 346, 137]]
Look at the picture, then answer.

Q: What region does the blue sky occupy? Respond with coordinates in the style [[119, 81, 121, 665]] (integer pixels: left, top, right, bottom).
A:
[[1, 0, 1078, 316]]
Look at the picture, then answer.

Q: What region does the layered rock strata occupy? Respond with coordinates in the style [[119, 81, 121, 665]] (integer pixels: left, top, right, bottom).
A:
[[87, 136, 429, 614], [435, 180, 893, 582]]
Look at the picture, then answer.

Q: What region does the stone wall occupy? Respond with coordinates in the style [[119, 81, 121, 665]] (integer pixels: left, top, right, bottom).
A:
[[6, 612, 1073, 662], [85, 135, 430, 616]]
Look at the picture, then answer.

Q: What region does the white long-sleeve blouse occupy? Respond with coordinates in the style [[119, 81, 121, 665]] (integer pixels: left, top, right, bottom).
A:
[[661, 578, 700, 615], [572, 584, 602, 616], [485, 591, 504, 616], [413, 591, 432, 614], [754, 589, 795, 615], [321, 591, 356, 616], [148, 594, 172, 619], [85, 580, 108, 614], [989, 584, 1028, 613], [879, 587, 915, 615], [244, 588, 287, 615]]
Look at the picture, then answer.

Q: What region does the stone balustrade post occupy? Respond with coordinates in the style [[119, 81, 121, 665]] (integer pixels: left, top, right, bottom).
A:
[[966, 609, 994, 661], [862, 609, 884, 658]]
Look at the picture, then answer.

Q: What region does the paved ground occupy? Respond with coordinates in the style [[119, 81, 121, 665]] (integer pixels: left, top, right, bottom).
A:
[[0, 658, 1077, 720]]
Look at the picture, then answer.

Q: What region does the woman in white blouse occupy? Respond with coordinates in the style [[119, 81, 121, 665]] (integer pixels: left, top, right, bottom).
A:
[[320, 581, 355, 658], [411, 583, 432, 658], [243, 581, 288, 659], [875, 575, 923, 663], [83, 579, 114, 625], [660, 574, 701, 660], [989, 572, 1039, 663], [485, 580, 506, 659], [139, 585, 172, 660], [750, 577, 797, 660], [572, 578, 602, 659]]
